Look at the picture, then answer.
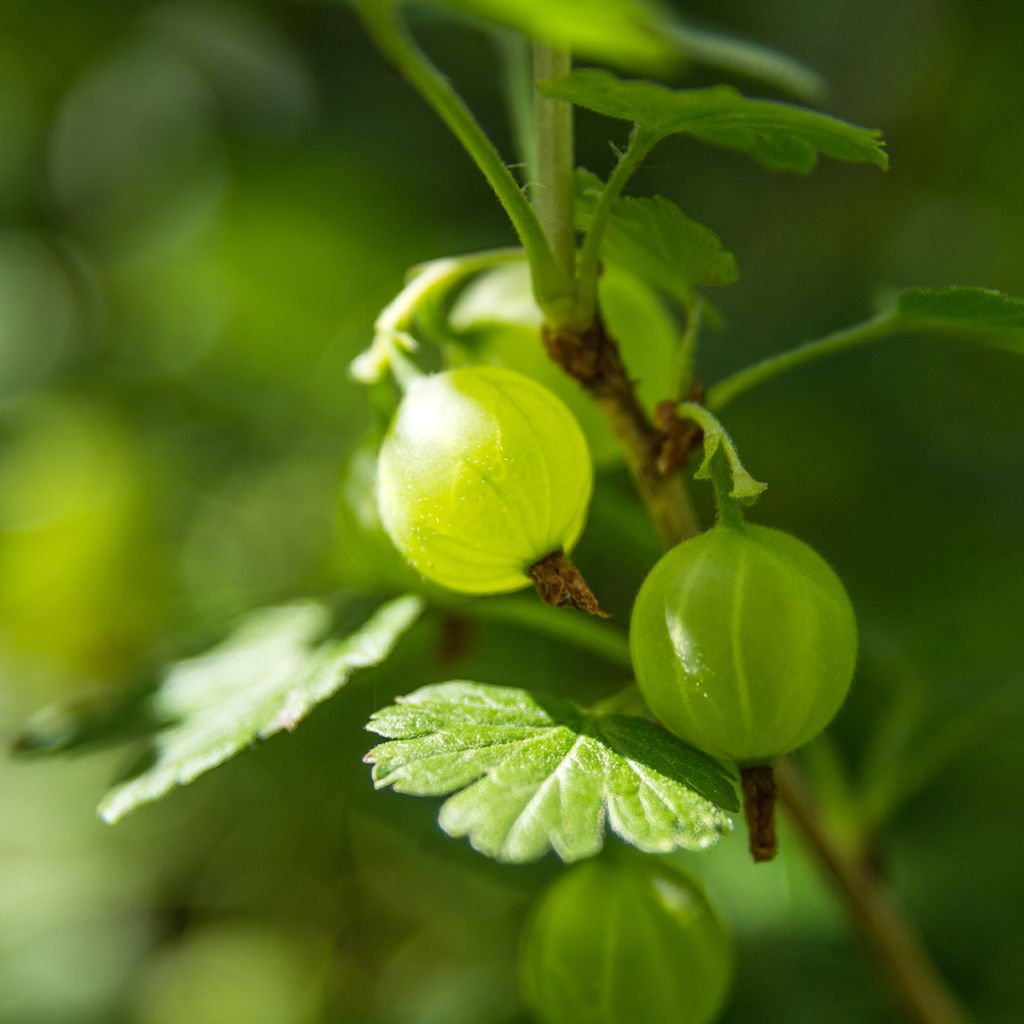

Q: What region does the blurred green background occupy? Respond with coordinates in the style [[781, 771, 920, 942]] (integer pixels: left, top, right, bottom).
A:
[[1, 0, 1022, 1021]]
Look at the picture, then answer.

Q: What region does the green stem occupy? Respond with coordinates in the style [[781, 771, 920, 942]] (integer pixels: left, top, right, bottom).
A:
[[354, 2, 573, 313], [533, 44, 576, 281], [673, 298, 705, 401], [706, 312, 895, 411], [470, 596, 630, 669], [574, 127, 658, 324], [497, 32, 538, 186]]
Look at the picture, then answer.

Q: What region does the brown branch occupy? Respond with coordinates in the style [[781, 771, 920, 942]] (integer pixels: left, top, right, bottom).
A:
[[654, 398, 704, 477], [542, 318, 699, 548], [776, 758, 971, 1024]]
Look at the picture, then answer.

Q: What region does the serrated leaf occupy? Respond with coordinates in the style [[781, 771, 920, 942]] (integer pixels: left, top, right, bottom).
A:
[[667, 20, 825, 103], [99, 595, 423, 823], [891, 286, 1024, 352], [576, 168, 737, 304], [542, 69, 887, 173], [366, 681, 737, 864], [426, 0, 677, 71]]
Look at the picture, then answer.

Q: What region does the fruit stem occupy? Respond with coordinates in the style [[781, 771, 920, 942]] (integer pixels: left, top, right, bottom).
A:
[[574, 126, 658, 325], [740, 764, 778, 862], [528, 550, 609, 618]]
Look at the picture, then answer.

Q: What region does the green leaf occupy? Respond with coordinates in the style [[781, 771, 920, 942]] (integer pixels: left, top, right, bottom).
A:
[[667, 20, 825, 103], [425, 0, 677, 71], [12, 688, 168, 758], [891, 286, 1024, 352], [99, 595, 424, 823], [365, 681, 737, 864], [542, 69, 887, 173], [576, 168, 737, 304]]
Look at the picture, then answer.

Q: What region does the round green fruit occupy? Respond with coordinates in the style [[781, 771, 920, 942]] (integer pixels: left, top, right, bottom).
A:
[[376, 366, 592, 594], [521, 858, 732, 1024], [446, 261, 677, 464], [630, 521, 857, 765]]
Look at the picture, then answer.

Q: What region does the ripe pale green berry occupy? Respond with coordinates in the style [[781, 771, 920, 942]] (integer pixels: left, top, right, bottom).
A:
[[521, 858, 732, 1024], [376, 366, 592, 594], [446, 261, 677, 463], [630, 520, 857, 765]]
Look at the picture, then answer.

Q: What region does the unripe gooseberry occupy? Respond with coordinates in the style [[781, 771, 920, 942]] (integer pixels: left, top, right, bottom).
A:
[[630, 520, 857, 766], [446, 261, 677, 464], [376, 366, 592, 594], [520, 858, 732, 1024]]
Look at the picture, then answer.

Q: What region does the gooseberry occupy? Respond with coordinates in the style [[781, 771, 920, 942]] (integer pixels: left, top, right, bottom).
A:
[[520, 858, 732, 1024], [630, 520, 857, 766], [376, 366, 592, 595], [445, 261, 677, 464]]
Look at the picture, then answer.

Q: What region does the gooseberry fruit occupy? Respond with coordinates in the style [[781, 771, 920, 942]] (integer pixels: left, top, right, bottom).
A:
[[630, 518, 856, 860], [520, 858, 732, 1024], [376, 366, 592, 595], [445, 261, 677, 464], [630, 520, 857, 766]]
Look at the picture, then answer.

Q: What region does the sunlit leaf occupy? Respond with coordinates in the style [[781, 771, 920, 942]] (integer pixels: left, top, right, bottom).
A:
[[99, 595, 424, 823], [576, 168, 737, 304], [366, 681, 737, 864], [542, 69, 887, 173]]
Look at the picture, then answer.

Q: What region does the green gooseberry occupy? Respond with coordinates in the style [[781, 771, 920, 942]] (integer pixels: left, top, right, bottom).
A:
[[630, 519, 858, 766], [445, 260, 677, 464], [376, 366, 592, 594], [521, 858, 732, 1024]]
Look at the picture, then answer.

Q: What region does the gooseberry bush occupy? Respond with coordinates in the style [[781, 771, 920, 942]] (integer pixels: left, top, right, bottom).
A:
[[16, 1, 1024, 1022]]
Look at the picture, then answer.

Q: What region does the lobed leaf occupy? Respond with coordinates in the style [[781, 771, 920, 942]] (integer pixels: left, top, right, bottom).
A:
[[99, 595, 423, 823], [543, 68, 887, 173], [576, 168, 737, 304], [366, 681, 737, 864]]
